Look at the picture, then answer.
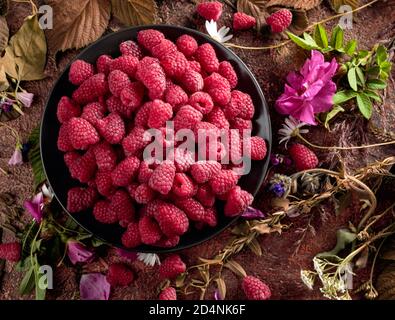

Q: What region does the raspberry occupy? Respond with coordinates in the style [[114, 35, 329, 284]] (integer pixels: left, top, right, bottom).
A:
[[247, 136, 267, 160], [224, 90, 254, 119], [152, 39, 178, 58], [57, 96, 81, 123], [110, 189, 135, 223], [68, 117, 100, 150], [121, 222, 141, 248], [195, 43, 219, 73], [165, 84, 188, 107], [134, 183, 155, 204], [196, 184, 215, 207], [196, 1, 223, 21], [233, 12, 256, 31], [111, 156, 140, 187], [242, 276, 271, 300], [106, 95, 124, 115], [119, 40, 143, 60], [230, 117, 252, 131], [288, 143, 318, 171], [136, 57, 166, 100], [224, 186, 253, 216], [134, 102, 152, 128], [137, 29, 165, 51], [160, 51, 188, 78], [96, 54, 112, 75], [176, 35, 198, 57], [189, 91, 214, 114], [204, 207, 218, 227], [209, 169, 238, 195], [67, 187, 98, 213], [109, 55, 138, 78], [159, 287, 177, 300], [97, 112, 125, 144], [64, 151, 79, 168], [145, 199, 163, 217], [155, 235, 180, 248], [207, 107, 230, 129], [172, 173, 195, 198], [93, 142, 117, 171], [154, 202, 189, 237], [69, 149, 97, 183], [122, 126, 149, 156], [139, 215, 162, 245], [81, 102, 106, 127], [218, 61, 238, 89], [95, 170, 115, 196], [193, 121, 220, 141], [266, 9, 292, 33], [127, 183, 139, 200], [108, 70, 131, 97], [179, 69, 204, 93], [176, 198, 205, 222], [204, 72, 231, 106], [147, 99, 173, 129], [0, 242, 21, 262], [174, 105, 203, 132], [159, 254, 186, 279], [119, 82, 145, 116], [69, 59, 95, 85], [57, 122, 74, 152], [173, 148, 195, 172], [149, 161, 176, 195], [72, 73, 108, 104], [106, 263, 134, 287], [189, 60, 201, 73], [93, 200, 117, 224], [190, 161, 221, 184], [138, 161, 154, 183], [226, 129, 243, 164]]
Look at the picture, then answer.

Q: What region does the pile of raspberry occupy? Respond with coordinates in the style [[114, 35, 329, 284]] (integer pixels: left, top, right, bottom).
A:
[[56, 29, 267, 249]]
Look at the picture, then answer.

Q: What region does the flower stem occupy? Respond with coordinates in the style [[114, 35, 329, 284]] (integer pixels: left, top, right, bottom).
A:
[[0, 167, 7, 175]]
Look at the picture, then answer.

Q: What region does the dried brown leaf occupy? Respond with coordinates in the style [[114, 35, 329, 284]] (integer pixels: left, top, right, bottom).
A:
[[377, 264, 395, 299], [0, 0, 8, 16], [266, 0, 322, 10], [237, 0, 269, 30], [0, 16, 8, 53], [199, 257, 222, 265], [224, 259, 247, 277], [271, 197, 290, 210], [215, 277, 227, 300], [111, 0, 157, 26], [46, 0, 110, 52], [248, 238, 262, 256], [0, 65, 9, 91], [328, 0, 359, 11], [287, 9, 309, 35], [252, 223, 283, 234]]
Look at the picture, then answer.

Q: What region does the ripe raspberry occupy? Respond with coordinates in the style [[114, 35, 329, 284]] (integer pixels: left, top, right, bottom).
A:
[[174, 105, 203, 131], [176, 198, 205, 222], [106, 95, 124, 115], [145, 199, 163, 217], [165, 84, 188, 107], [195, 43, 219, 73], [134, 183, 155, 204], [288, 143, 318, 171], [159, 287, 177, 300], [154, 202, 189, 237], [111, 156, 140, 187], [122, 126, 149, 156], [127, 183, 139, 200], [93, 200, 117, 224], [189, 91, 214, 114], [179, 69, 204, 93], [266, 9, 292, 33], [67, 187, 98, 213], [139, 215, 162, 245], [204, 72, 231, 106], [136, 57, 166, 100], [196, 184, 215, 207], [160, 51, 188, 78], [110, 189, 135, 223], [119, 82, 145, 116], [172, 173, 195, 198], [209, 169, 238, 195], [196, 1, 223, 21], [122, 222, 141, 248], [97, 113, 125, 144], [109, 55, 138, 78], [119, 40, 143, 60], [190, 161, 221, 184], [224, 90, 254, 119], [81, 102, 106, 127], [72, 73, 108, 104], [242, 276, 271, 300], [93, 142, 117, 171], [64, 151, 80, 168], [68, 117, 100, 150], [193, 121, 220, 140], [152, 39, 178, 58], [149, 161, 176, 195], [69, 60, 95, 85], [147, 99, 173, 129], [155, 235, 180, 248], [233, 12, 256, 31], [106, 263, 134, 287], [57, 96, 81, 123], [230, 117, 252, 132], [226, 129, 243, 164], [224, 186, 253, 216], [176, 35, 198, 57], [69, 149, 97, 183], [207, 107, 230, 129], [138, 161, 154, 183], [247, 136, 267, 160], [134, 102, 152, 128], [173, 148, 195, 172], [137, 29, 165, 51], [96, 54, 112, 75], [204, 207, 218, 227], [108, 70, 131, 97], [189, 60, 201, 73], [159, 254, 186, 279], [95, 170, 115, 197], [218, 61, 238, 89], [57, 122, 73, 152], [0, 242, 21, 262]]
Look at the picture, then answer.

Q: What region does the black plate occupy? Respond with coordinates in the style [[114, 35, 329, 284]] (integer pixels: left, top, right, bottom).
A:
[[40, 25, 272, 253]]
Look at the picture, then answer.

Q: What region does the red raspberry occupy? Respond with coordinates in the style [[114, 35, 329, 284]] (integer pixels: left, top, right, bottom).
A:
[[171, 173, 195, 198], [72, 73, 108, 104], [160, 51, 188, 78], [57, 96, 81, 123], [0, 242, 21, 262], [127, 183, 139, 200], [97, 112, 125, 144], [136, 57, 166, 100], [109, 55, 138, 78], [288, 143, 318, 171], [106, 263, 134, 287], [159, 254, 186, 279], [196, 1, 223, 21], [247, 136, 267, 160], [139, 215, 162, 245], [209, 169, 238, 195], [106, 95, 124, 115], [196, 184, 215, 207], [134, 183, 156, 204], [230, 117, 252, 132], [176, 35, 198, 57], [266, 9, 292, 33], [57, 122, 73, 152], [195, 43, 219, 73], [151, 39, 178, 58], [81, 102, 106, 127], [93, 142, 117, 171], [173, 148, 195, 172], [165, 84, 188, 107], [189, 60, 201, 73], [110, 189, 135, 223], [96, 54, 112, 75], [67, 187, 98, 213], [189, 91, 214, 114], [193, 121, 220, 141], [69, 149, 97, 183], [242, 276, 271, 300], [174, 105, 203, 131], [119, 40, 143, 60], [147, 99, 173, 129], [95, 170, 115, 197], [190, 161, 220, 183], [111, 156, 140, 187], [204, 72, 231, 106], [218, 61, 238, 89], [154, 235, 180, 248], [199, 139, 226, 162], [159, 287, 177, 300], [108, 70, 131, 97], [204, 207, 218, 227], [64, 151, 80, 168], [154, 202, 189, 237], [122, 126, 149, 156], [121, 222, 141, 248], [176, 198, 205, 222], [179, 69, 204, 93], [145, 199, 163, 217], [138, 161, 154, 183], [224, 90, 254, 119], [207, 107, 230, 129], [119, 82, 144, 116], [93, 200, 118, 224], [134, 102, 152, 128], [137, 29, 165, 51], [225, 129, 243, 164], [233, 12, 256, 31], [69, 59, 95, 85], [68, 117, 100, 150], [224, 186, 253, 216], [149, 161, 176, 195]]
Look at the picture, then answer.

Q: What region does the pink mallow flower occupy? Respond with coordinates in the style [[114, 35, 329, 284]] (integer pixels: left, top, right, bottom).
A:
[[16, 91, 34, 108], [80, 273, 110, 300], [8, 145, 23, 165], [275, 50, 338, 125], [24, 191, 44, 223], [67, 241, 95, 265]]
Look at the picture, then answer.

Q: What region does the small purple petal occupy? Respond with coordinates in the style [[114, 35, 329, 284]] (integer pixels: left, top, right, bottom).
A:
[[214, 289, 223, 300], [116, 248, 137, 261], [24, 192, 44, 223], [67, 241, 95, 265], [8, 147, 23, 165], [16, 91, 34, 108], [80, 273, 111, 300], [242, 206, 266, 220]]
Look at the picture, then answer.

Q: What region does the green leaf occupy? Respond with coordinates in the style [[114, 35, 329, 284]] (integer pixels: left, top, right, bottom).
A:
[[356, 92, 373, 119], [380, 61, 392, 74], [313, 24, 328, 48], [376, 45, 388, 65], [324, 105, 345, 129], [317, 229, 356, 258], [286, 31, 319, 50], [19, 265, 35, 295], [333, 90, 357, 104], [28, 127, 46, 190], [344, 39, 357, 56], [364, 90, 381, 102], [330, 25, 344, 50], [347, 67, 358, 91], [355, 66, 365, 86], [366, 79, 387, 90]]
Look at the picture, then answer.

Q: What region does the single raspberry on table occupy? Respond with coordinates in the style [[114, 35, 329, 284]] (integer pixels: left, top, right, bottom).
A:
[[204, 72, 231, 106], [93, 200, 117, 224], [175, 198, 205, 222], [206, 107, 229, 130], [134, 183, 156, 204], [247, 136, 267, 160], [69, 149, 97, 183], [72, 73, 108, 104], [111, 156, 140, 187], [139, 215, 162, 245], [119, 40, 143, 60], [108, 70, 131, 97], [81, 102, 106, 127], [165, 84, 188, 107], [67, 187, 98, 213], [0, 242, 21, 262], [159, 254, 186, 279], [57, 96, 80, 123], [176, 35, 198, 57], [196, 184, 216, 207], [190, 160, 221, 184], [189, 91, 214, 115], [109, 55, 139, 78], [122, 126, 149, 157], [147, 99, 173, 129], [242, 276, 271, 300], [160, 51, 189, 78], [179, 69, 204, 93], [218, 61, 238, 89], [209, 169, 238, 195], [106, 263, 134, 287], [159, 287, 177, 300], [224, 186, 253, 217], [96, 54, 112, 75], [93, 142, 117, 171], [266, 9, 293, 33], [137, 29, 165, 51], [97, 112, 125, 144], [121, 222, 141, 248], [68, 117, 100, 150], [57, 122, 73, 152], [136, 57, 166, 100], [151, 39, 178, 59], [172, 173, 196, 198], [69, 60, 95, 85], [109, 189, 135, 223], [233, 12, 256, 31], [154, 201, 189, 237], [95, 170, 115, 197], [174, 105, 203, 131], [195, 43, 219, 73], [288, 143, 318, 171], [149, 161, 176, 195], [196, 1, 223, 21]]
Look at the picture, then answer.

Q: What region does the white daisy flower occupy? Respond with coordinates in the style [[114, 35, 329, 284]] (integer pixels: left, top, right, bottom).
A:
[[137, 253, 160, 266], [205, 20, 233, 44], [278, 116, 309, 147]]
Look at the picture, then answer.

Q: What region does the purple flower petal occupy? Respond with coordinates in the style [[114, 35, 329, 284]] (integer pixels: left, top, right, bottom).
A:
[[214, 289, 223, 300], [116, 248, 137, 261], [242, 206, 266, 219], [16, 91, 34, 108], [24, 192, 44, 223], [67, 241, 95, 265], [80, 273, 111, 300], [8, 146, 23, 165]]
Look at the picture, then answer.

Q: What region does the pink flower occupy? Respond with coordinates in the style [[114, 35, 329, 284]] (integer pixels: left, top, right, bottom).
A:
[[67, 241, 95, 265], [242, 206, 266, 220], [16, 91, 34, 108], [80, 273, 110, 300], [24, 192, 44, 223], [275, 50, 338, 125], [8, 145, 23, 165]]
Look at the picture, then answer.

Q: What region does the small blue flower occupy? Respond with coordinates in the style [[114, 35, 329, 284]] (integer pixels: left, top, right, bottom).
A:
[[269, 182, 285, 197]]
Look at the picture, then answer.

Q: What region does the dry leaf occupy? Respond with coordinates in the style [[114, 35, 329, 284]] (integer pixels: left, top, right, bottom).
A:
[[0, 0, 8, 16], [215, 277, 227, 300], [266, 0, 322, 10], [224, 259, 247, 277], [287, 9, 309, 35], [271, 197, 290, 210], [0, 16, 8, 52], [46, 0, 110, 52], [237, 0, 269, 30], [328, 0, 359, 11], [0, 65, 9, 91], [377, 264, 395, 299], [0, 14, 46, 81], [252, 223, 283, 234], [111, 0, 157, 26], [248, 238, 262, 256], [199, 257, 223, 265]]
